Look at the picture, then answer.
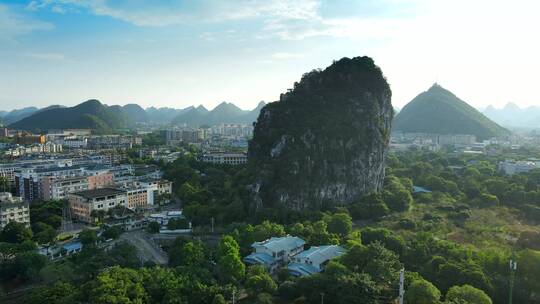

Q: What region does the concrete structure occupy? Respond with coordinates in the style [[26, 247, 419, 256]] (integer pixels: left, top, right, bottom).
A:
[[148, 210, 184, 226], [69, 188, 127, 223], [87, 135, 142, 150], [200, 152, 247, 165], [14, 134, 46, 145], [41, 176, 89, 200], [211, 124, 253, 137], [437, 134, 477, 146], [15, 165, 114, 201], [39, 241, 83, 260], [87, 171, 114, 190], [126, 188, 149, 209], [166, 129, 205, 146], [244, 236, 306, 273], [287, 245, 345, 276], [4, 143, 63, 157], [0, 192, 30, 228], [62, 138, 88, 149], [499, 159, 540, 175]]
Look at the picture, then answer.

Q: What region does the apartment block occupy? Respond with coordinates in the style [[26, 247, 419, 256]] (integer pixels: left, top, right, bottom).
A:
[[0, 192, 30, 228], [69, 188, 127, 223]]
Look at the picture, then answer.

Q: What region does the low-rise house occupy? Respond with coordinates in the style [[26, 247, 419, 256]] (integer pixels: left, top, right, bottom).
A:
[[0, 192, 30, 228], [244, 236, 305, 273], [287, 245, 346, 277]]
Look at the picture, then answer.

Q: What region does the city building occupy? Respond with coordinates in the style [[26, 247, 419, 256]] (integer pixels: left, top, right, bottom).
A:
[[40, 176, 89, 201], [166, 129, 205, 146], [148, 210, 184, 226], [15, 166, 85, 201], [62, 138, 88, 149], [4, 143, 63, 157], [211, 124, 253, 137], [0, 128, 8, 138], [87, 170, 114, 189], [14, 134, 46, 145], [244, 236, 306, 273], [69, 188, 127, 223], [287, 245, 346, 277], [200, 152, 247, 165], [126, 187, 150, 209], [499, 159, 540, 175], [87, 135, 142, 150], [0, 192, 30, 228]]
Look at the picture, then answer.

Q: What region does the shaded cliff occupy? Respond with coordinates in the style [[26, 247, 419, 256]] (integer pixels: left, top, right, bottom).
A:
[[248, 56, 393, 211]]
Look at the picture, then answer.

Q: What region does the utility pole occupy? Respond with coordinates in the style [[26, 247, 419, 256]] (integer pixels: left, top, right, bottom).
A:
[[321, 292, 324, 304], [211, 217, 214, 234], [509, 252, 517, 304], [399, 268, 405, 304], [232, 288, 236, 304]]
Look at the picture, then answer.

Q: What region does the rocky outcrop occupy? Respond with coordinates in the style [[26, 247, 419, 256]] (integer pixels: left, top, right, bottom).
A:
[[248, 56, 393, 211]]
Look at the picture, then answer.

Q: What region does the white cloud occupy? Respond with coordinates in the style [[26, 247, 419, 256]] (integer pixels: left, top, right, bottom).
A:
[[0, 4, 54, 40], [272, 52, 304, 59], [27, 0, 321, 26], [26, 52, 66, 61]]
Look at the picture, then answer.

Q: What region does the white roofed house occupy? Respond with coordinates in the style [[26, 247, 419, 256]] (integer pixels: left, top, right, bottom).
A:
[[287, 245, 346, 277], [243, 236, 306, 273]]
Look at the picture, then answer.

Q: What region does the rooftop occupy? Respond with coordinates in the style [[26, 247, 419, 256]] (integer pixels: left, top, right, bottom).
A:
[[72, 188, 125, 199], [294, 245, 345, 262], [244, 252, 276, 266], [287, 263, 320, 276], [252, 236, 306, 252]]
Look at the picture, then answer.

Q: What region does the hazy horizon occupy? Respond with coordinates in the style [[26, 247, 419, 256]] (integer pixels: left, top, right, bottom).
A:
[[1, 0, 539, 111]]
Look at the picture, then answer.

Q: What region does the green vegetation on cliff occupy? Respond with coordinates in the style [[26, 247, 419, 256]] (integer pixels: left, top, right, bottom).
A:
[[249, 56, 393, 210]]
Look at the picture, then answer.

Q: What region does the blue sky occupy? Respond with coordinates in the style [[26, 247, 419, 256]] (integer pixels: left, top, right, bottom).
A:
[[1, 0, 539, 111]]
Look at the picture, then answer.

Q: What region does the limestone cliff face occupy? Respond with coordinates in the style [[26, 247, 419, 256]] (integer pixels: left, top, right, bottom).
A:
[[248, 56, 393, 211]]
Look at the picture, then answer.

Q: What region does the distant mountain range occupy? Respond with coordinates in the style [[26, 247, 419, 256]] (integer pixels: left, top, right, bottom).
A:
[[0, 107, 39, 125], [4, 100, 266, 132], [171, 101, 265, 127], [394, 84, 510, 139], [483, 102, 540, 129], [9, 100, 133, 133]]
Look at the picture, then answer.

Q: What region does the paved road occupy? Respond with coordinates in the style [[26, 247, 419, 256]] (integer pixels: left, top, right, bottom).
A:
[[119, 230, 168, 265]]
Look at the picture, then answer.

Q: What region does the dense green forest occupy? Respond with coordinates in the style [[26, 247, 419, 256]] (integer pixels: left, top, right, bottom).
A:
[[1, 148, 539, 303]]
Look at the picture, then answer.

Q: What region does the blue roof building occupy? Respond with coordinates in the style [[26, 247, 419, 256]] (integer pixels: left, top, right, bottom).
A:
[[288, 245, 346, 277], [244, 236, 306, 273]]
